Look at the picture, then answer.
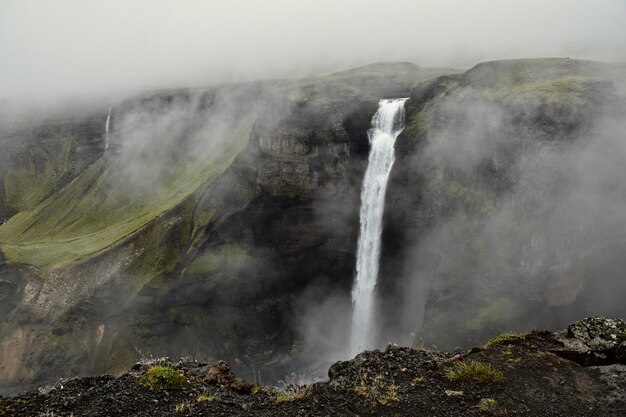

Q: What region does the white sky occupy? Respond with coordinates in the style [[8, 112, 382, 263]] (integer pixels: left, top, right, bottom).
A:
[[1, 0, 625, 100]]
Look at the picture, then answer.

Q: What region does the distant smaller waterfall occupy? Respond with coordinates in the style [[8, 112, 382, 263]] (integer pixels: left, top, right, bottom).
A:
[[349, 98, 408, 356], [105, 107, 112, 151]]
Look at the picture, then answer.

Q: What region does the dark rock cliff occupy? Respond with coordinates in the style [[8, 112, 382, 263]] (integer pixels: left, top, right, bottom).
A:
[[0, 63, 455, 391], [1, 59, 625, 394], [379, 58, 626, 349]]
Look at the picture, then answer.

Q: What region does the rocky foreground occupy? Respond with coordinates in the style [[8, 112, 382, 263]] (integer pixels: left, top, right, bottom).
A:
[[2, 317, 626, 417]]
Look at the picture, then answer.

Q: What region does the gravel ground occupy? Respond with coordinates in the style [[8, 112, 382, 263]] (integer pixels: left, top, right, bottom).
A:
[[2, 318, 626, 416]]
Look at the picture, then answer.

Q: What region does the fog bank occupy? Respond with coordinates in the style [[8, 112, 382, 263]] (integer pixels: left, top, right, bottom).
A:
[[1, 0, 625, 100]]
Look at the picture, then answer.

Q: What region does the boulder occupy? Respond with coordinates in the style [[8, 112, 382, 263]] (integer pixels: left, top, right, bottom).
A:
[[551, 317, 626, 366], [206, 360, 251, 393]]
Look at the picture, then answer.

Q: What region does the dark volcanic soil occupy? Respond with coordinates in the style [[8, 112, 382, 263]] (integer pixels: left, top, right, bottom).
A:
[[2, 317, 626, 416]]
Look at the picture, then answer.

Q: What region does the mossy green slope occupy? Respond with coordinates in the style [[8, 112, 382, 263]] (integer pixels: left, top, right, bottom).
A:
[[453, 58, 622, 104], [0, 119, 252, 271], [3, 137, 75, 213]]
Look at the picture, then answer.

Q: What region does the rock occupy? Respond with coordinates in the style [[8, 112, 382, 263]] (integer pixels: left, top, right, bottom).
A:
[[616, 342, 626, 364], [551, 317, 626, 366], [205, 361, 251, 393], [230, 378, 252, 394], [206, 361, 235, 386]]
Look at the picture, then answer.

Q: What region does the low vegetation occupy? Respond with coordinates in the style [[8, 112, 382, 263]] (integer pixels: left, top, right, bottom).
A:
[[354, 373, 401, 406], [477, 398, 499, 413], [275, 384, 312, 404], [196, 394, 215, 403], [274, 377, 309, 404], [484, 332, 528, 348], [444, 360, 506, 383], [174, 402, 192, 413], [137, 366, 190, 390]]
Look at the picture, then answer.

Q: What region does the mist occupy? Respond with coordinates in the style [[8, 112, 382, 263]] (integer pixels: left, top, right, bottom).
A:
[[1, 0, 625, 101], [384, 72, 626, 349], [2, 0, 626, 396]]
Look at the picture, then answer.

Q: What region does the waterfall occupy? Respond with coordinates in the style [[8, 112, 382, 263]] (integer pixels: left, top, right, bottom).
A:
[[349, 98, 408, 356], [105, 106, 112, 151]]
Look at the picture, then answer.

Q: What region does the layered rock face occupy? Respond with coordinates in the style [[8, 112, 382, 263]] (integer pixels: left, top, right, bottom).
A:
[[0, 63, 452, 390], [379, 58, 626, 348], [1, 58, 625, 393]]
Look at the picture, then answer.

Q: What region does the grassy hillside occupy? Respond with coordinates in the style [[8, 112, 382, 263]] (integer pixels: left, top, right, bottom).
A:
[[455, 58, 625, 101], [0, 117, 253, 270]]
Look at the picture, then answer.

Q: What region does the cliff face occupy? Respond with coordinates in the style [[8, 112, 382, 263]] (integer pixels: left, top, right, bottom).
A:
[[380, 58, 626, 348], [1, 59, 625, 392], [0, 63, 456, 390]]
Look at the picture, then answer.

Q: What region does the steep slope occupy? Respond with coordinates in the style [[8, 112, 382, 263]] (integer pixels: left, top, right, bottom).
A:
[[0, 110, 106, 221], [379, 58, 626, 348], [0, 63, 458, 392], [2, 58, 624, 396]]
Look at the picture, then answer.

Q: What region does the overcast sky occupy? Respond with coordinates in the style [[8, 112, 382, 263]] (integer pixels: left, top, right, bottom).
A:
[[1, 0, 625, 101]]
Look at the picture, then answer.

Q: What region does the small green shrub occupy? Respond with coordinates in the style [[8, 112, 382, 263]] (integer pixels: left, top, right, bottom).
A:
[[175, 401, 192, 413], [484, 333, 528, 348], [275, 384, 311, 404], [378, 383, 400, 406], [137, 366, 190, 390], [536, 351, 565, 365], [275, 373, 313, 404], [445, 360, 505, 383], [477, 398, 498, 413], [196, 394, 215, 403], [354, 374, 400, 406]]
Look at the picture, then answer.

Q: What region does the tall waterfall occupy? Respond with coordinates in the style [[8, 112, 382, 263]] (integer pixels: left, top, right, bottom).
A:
[[105, 106, 112, 151], [349, 98, 408, 356]]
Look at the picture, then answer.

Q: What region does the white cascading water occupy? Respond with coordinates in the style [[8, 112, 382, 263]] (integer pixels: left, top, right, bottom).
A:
[[349, 98, 408, 356], [105, 106, 112, 151]]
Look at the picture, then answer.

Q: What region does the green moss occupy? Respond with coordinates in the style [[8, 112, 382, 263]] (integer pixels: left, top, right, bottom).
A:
[[444, 360, 505, 383], [403, 110, 429, 139], [484, 332, 528, 348], [196, 394, 215, 402], [354, 374, 401, 406], [477, 398, 499, 413], [467, 298, 516, 332], [137, 366, 190, 390]]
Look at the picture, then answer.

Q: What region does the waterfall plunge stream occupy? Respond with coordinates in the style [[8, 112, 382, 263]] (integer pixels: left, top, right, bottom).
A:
[[349, 98, 408, 356], [105, 106, 112, 151]]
